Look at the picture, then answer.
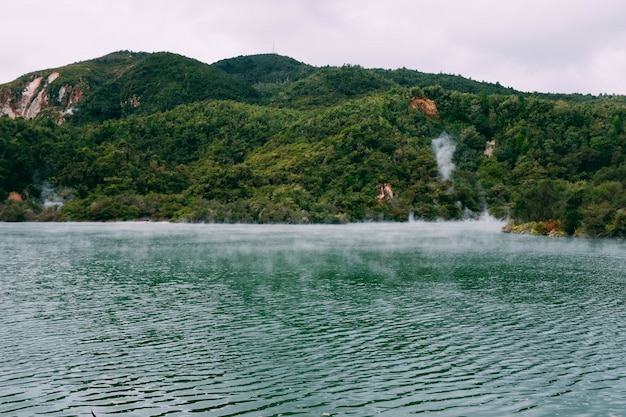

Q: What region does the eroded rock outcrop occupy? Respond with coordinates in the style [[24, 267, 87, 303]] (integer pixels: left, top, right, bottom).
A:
[[0, 71, 84, 122], [7, 192, 23, 202], [484, 140, 496, 157], [377, 183, 394, 202], [409, 96, 439, 119]]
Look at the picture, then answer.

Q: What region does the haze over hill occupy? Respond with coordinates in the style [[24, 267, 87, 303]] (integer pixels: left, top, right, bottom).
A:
[[1, 51, 625, 237]]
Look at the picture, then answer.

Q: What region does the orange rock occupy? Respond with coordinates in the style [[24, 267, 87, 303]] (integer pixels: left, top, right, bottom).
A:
[[7, 192, 23, 202], [409, 96, 439, 119]]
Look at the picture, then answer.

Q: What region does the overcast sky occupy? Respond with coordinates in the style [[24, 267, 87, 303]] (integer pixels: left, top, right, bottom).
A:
[[3, 0, 626, 95]]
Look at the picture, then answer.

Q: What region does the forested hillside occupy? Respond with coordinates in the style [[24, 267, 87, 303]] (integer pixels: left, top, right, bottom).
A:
[[1, 52, 625, 237]]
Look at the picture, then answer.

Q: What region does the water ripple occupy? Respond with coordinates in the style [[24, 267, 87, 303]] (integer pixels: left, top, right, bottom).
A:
[[1, 223, 626, 416]]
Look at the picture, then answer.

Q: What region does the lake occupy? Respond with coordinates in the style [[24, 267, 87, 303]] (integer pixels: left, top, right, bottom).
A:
[[1, 221, 625, 416]]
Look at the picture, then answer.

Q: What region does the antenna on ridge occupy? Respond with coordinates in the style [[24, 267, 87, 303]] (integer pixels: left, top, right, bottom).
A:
[[272, 41, 276, 54]]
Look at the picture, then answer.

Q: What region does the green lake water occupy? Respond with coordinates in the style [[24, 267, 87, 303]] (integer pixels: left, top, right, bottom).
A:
[[1, 221, 625, 416]]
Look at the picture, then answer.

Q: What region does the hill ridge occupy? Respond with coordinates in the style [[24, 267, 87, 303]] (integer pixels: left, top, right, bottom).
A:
[[1, 51, 625, 237]]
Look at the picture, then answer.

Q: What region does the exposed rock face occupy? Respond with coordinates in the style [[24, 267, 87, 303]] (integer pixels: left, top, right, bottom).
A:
[[484, 140, 496, 157], [0, 71, 83, 122], [7, 192, 23, 202], [0, 90, 17, 118], [377, 183, 394, 202], [123, 94, 140, 108], [409, 96, 439, 119]]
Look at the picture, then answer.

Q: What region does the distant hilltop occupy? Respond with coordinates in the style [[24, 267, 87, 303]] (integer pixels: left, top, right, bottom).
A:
[[0, 50, 526, 124], [0, 51, 256, 123]]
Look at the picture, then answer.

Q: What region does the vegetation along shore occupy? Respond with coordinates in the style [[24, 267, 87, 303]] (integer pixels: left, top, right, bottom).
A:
[[1, 51, 625, 237]]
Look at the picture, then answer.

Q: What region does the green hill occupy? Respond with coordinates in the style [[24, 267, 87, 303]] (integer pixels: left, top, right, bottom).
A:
[[73, 52, 258, 122], [213, 53, 316, 85], [269, 65, 398, 108], [0, 51, 257, 123], [1, 51, 625, 237]]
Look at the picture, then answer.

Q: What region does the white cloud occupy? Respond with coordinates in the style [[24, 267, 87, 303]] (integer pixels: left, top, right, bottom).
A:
[[1, 0, 625, 95]]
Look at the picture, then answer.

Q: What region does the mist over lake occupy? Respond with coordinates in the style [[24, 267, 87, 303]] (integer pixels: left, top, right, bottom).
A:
[[1, 221, 626, 416]]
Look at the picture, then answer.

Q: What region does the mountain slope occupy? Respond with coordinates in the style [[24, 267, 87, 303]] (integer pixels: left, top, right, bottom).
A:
[[71, 52, 260, 123], [0, 51, 146, 122], [1, 51, 625, 237], [269, 65, 398, 108], [0, 51, 258, 123]]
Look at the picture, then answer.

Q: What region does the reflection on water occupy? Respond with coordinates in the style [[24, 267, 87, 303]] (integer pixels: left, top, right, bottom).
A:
[[1, 221, 626, 416]]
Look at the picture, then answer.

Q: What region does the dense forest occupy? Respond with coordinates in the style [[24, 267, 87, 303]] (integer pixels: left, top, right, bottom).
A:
[[1, 51, 625, 237]]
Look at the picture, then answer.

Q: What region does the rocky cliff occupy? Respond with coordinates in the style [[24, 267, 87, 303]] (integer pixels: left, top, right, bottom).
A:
[[0, 71, 84, 122], [409, 96, 439, 118]]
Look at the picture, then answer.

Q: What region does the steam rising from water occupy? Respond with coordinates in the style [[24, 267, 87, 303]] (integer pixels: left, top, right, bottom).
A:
[[41, 182, 64, 209], [3, 222, 626, 416], [431, 132, 456, 181]]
